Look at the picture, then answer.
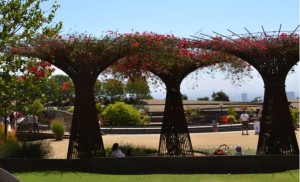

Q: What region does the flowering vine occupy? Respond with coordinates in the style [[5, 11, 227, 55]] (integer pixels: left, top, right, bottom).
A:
[[104, 31, 251, 87], [193, 29, 299, 71]]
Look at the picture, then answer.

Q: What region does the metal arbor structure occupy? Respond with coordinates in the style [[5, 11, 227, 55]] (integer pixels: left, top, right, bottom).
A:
[[195, 26, 299, 155], [151, 67, 198, 156], [151, 65, 197, 156], [149, 56, 246, 156], [112, 44, 248, 156], [11, 31, 198, 158], [12, 34, 133, 158]]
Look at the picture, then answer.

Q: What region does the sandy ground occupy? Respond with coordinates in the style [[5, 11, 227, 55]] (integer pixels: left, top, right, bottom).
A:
[[47, 130, 299, 159]]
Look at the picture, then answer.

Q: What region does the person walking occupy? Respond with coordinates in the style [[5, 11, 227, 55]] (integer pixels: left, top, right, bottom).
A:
[[33, 115, 39, 133], [240, 111, 249, 135]]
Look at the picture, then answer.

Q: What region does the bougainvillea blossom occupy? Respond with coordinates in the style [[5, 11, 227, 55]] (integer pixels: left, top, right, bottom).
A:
[[19, 60, 55, 81]]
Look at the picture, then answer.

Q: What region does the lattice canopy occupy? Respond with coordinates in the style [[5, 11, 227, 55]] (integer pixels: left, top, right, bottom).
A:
[[193, 25, 299, 155], [12, 34, 135, 158]]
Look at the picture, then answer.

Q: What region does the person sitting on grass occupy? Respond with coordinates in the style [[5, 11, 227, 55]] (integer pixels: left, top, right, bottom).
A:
[[234, 145, 244, 156], [111, 143, 125, 157]]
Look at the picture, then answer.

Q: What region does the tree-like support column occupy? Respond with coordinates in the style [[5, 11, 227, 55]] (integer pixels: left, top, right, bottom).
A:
[[157, 78, 193, 156], [67, 76, 105, 158], [257, 78, 299, 155]]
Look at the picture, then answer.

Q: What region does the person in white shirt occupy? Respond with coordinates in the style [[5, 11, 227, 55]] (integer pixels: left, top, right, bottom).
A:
[[240, 111, 249, 135], [111, 143, 125, 157], [234, 145, 244, 156]]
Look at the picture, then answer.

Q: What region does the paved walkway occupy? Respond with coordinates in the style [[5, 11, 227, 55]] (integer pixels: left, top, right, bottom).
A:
[[47, 130, 299, 159]]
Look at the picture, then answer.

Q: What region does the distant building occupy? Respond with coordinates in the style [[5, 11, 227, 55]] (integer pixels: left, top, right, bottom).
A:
[[241, 93, 248, 102], [286, 92, 295, 99]]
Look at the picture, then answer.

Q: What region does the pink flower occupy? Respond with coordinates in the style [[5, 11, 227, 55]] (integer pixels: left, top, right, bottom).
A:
[[133, 42, 140, 47], [62, 86, 67, 91]]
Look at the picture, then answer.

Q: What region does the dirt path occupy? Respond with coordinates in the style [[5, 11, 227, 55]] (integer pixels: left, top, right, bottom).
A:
[[47, 130, 299, 159]]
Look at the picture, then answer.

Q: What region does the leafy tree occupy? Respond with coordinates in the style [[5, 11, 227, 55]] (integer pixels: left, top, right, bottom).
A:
[[102, 79, 125, 103], [101, 102, 141, 126], [0, 0, 61, 50], [197, 97, 209, 101], [0, 0, 61, 137], [251, 96, 262, 103], [212, 90, 230, 101], [95, 102, 105, 115], [227, 104, 236, 116], [181, 93, 188, 100], [36, 74, 74, 107], [39, 77, 60, 104], [0, 0, 61, 84], [94, 80, 104, 102], [14, 76, 46, 109], [51, 75, 74, 105], [185, 109, 199, 122], [0, 62, 53, 113], [25, 99, 44, 115], [126, 78, 152, 104]]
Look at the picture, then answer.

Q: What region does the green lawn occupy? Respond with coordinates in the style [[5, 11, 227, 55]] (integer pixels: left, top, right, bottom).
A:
[[13, 170, 299, 182]]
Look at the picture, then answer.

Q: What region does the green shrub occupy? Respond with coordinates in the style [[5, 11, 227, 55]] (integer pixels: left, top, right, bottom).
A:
[[228, 115, 237, 123], [141, 115, 151, 125], [101, 102, 141, 126], [25, 99, 44, 116], [138, 109, 151, 125], [290, 106, 299, 124], [66, 106, 74, 113], [227, 105, 236, 116], [186, 109, 198, 122], [0, 123, 5, 143], [290, 106, 299, 129], [105, 144, 158, 156], [96, 102, 105, 115], [0, 140, 53, 159], [51, 121, 65, 140]]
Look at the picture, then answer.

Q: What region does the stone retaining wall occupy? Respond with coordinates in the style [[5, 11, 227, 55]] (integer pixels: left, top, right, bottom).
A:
[[1, 156, 298, 174]]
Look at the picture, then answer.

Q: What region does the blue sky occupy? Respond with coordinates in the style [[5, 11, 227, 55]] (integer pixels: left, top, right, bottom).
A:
[[51, 0, 299, 101]]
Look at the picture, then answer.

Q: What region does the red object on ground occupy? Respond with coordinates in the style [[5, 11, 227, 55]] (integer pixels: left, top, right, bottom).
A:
[[220, 115, 229, 124]]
